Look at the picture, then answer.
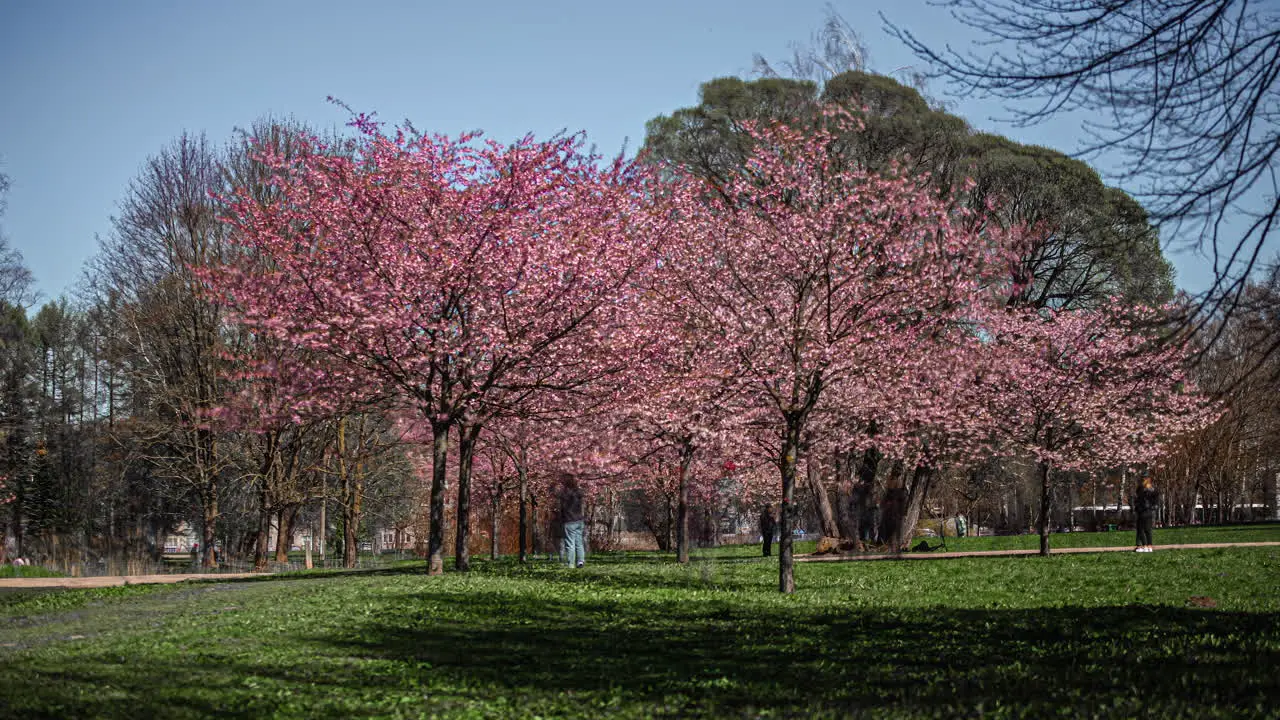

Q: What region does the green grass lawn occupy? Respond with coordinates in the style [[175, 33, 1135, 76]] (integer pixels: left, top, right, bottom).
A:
[[0, 564, 63, 579], [2, 545, 1277, 718], [933, 521, 1280, 553]]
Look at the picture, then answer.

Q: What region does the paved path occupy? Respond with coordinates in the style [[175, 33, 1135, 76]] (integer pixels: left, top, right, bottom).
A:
[[0, 572, 269, 590], [797, 541, 1280, 562]]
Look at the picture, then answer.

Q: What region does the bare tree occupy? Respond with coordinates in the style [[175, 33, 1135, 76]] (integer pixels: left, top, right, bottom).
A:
[[754, 5, 870, 82], [887, 0, 1279, 333], [84, 133, 233, 568], [0, 171, 35, 306]]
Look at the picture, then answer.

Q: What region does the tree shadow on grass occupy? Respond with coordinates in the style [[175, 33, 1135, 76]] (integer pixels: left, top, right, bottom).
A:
[[5, 590, 1273, 718], [312, 592, 1278, 717]]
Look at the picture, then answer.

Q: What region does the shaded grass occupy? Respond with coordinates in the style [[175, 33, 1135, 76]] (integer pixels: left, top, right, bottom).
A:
[[1, 547, 1277, 718]]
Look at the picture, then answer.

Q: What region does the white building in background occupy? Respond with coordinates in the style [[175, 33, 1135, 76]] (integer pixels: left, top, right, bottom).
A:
[[377, 526, 418, 551], [163, 520, 314, 555], [163, 523, 199, 553]]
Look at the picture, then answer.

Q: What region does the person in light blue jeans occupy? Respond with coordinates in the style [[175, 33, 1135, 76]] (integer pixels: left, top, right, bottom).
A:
[[557, 473, 586, 568]]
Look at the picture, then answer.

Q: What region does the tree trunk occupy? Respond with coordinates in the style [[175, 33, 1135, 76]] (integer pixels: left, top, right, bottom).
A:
[[664, 497, 674, 552], [676, 440, 692, 564], [877, 460, 908, 551], [201, 481, 218, 569], [196, 422, 220, 569], [337, 417, 365, 570], [1038, 459, 1053, 556], [808, 458, 840, 539], [253, 480, 271, 572], [850, 446, 881, 551], [12, 487, 22, 559], [834, 451, 857, 540], [273, 506, 287, 563], [343, 500, 358, 569], [276, 504, 299, 563], [518, 461, 529, 563], [530, 494, 541, 555], [897, 464, 936, 550], [455, 422, 480, 572], [779, 416, 800, 594], [427, 419, 449, 575], [318, 474, 327, 563], [490, 486, 501, 561]]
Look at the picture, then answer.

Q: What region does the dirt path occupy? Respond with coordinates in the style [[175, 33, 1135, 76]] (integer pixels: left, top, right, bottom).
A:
[[797, 540, 1280, 562], [0, 571, 269, 590]]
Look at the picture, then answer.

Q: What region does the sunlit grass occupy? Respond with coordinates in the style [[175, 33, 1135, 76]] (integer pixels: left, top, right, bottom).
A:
[[1, 544, 1276, 718]]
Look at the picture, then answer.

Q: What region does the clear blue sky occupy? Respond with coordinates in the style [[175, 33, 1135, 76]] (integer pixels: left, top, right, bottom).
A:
[[0, 0, 1224, 302]]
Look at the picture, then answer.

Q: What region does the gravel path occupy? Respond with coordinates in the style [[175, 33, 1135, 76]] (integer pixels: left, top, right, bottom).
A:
[[797, 540, 1280, 562]]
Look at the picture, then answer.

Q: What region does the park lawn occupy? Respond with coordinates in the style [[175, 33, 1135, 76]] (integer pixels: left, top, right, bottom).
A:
[[0, 565, 63, 579], [936, 522, 1280, 553], [1, 547, 1277, 719]]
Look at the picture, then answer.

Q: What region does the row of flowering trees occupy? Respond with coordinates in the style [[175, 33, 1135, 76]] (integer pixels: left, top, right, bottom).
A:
[[203, 105, 1214, 592]]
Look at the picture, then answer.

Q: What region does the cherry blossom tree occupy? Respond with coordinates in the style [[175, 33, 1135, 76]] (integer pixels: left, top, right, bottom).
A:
[[618, 260, 754, 562], [833, 329, 1005, 550], [208, 112, 665, 574], [979, 302, 1217, 555], [661, 108, 1019, 592]]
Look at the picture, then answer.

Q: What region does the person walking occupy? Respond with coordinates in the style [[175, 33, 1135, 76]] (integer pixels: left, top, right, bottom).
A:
[[557, 473, 586, 568], [760, 503, 778, 557], [1132, 473, 1159, 553]]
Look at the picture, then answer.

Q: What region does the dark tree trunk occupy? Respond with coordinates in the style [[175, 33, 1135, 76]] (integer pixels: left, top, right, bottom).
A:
[[856, 446, 883, 548], [343, 500, 358, 569], [1038, 460, 1053, 556], [455, 422, 481, 572], [201, 481, 218, 569], [676, 439, 692, 564], [530, 494, 541, 556], [490, 489, 501, 561], [779, 416, 801, 594], [273, 506, 287, 563], [12, 489, 22, 559], [879, 460, 907, 547], [834, 451, 857, 540], [809, 458, 840, 539], [518, 462, 529, 563], [253, 481, 271, 572], [276, 504, 299, 563], [198, 476, 218, 566], [664, 498, 674, 552], [897, 464, 936, 550], [338, 417, 365, 570], [427, 419, 449, 575]]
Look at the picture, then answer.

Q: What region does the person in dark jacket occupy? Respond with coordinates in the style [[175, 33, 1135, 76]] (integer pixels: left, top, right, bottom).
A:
[[760, 503, 778, 557], [557, 473, 586, 568], [1132, 473, 1159, 553]]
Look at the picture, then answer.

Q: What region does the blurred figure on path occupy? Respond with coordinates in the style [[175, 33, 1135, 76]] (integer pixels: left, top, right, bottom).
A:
[[557, 473, 586, 568], [1132, 472, 1159, 553], [760, 503, 778, 557]]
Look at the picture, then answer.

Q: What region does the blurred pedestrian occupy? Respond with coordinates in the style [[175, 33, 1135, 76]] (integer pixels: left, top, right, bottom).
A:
[[760, 503, 778, 557], [557, 473, 586, 568], [1132, 472, 1159, 553]]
